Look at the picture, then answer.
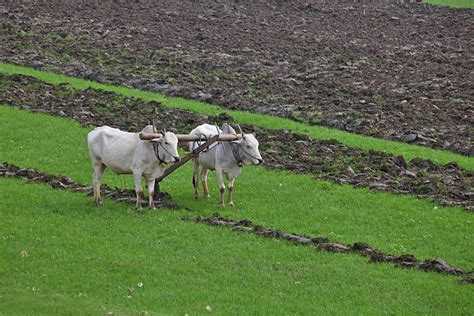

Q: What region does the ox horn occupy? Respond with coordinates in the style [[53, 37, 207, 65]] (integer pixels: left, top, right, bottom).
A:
[[149, 134, 163, 142], [237, 124, 244, 137]]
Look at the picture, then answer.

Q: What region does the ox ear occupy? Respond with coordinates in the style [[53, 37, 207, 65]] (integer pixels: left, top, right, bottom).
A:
[[222, 123, 237, 135]]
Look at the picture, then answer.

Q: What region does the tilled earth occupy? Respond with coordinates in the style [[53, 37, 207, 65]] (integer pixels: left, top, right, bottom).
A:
[[0, 1, 472, 155], [1, 73, 472, 211]]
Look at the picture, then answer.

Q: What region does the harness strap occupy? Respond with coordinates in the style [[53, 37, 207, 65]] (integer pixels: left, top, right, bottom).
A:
[[193, 133, 221, 154], [158, 141, 176, 159], [152, 142, 165, 164], [230, 142, 243, 167]]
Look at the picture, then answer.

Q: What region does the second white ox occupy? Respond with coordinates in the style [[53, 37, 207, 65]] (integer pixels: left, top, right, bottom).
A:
[[87, 125, 179, 209], [189, 123, 263, 206]]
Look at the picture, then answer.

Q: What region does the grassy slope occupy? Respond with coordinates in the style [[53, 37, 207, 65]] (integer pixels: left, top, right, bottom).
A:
[[424, 0, 474, 8], [1, 178, 473, 315], [1, 62, 472, 171], [1, 105, 472, 271]]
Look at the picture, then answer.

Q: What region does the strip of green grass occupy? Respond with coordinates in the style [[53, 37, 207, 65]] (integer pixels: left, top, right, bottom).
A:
[[1, 62, 472, 170], [1, 178, 473, 314], [424, 0, 474, 8], [1, 105, 472, 271]]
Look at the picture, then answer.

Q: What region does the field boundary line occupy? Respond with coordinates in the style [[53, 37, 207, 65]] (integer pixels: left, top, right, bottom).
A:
[[186, 213, 474, 283]]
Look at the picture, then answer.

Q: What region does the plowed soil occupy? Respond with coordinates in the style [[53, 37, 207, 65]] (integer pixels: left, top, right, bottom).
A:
[[1, 73, 472, 211], [0, 1, 472, 155]]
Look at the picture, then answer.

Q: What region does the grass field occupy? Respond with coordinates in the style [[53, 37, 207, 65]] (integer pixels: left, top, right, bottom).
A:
[[2, 178, 473, 314], [1, 63, 473, 313], [1, 104, 472, 269], [424, 0, 474, 8], [1, 62, 473, 170]]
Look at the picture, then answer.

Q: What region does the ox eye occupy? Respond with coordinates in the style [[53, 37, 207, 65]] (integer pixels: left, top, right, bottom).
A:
[[165, 142, 170, 145]]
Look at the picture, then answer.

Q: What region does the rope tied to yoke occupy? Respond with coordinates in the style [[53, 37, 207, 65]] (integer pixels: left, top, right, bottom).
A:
[[151, 132, 176, 164]]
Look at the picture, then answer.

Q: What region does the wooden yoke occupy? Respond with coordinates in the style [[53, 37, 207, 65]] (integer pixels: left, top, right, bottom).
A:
[[139, 132, 243, 142], [143, 132, 243, 199]]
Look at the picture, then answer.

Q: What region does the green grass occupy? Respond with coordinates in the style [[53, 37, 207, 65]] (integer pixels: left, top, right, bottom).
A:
[[1, 105, 473, 271], [1, 178, 473, 315], [1, 62, 473, 170], [424, 0, 474, 8]]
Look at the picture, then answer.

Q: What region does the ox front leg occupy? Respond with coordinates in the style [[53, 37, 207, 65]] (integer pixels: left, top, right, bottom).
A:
[[216, 168, 225, 207], [226, 177, 236, 207], [133, 172, 143, 210], [146, 178, 156, 210], [192, 158, 200, 199]]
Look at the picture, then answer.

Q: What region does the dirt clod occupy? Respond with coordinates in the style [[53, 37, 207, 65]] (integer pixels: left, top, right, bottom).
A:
[[190, 213, 472, 280]]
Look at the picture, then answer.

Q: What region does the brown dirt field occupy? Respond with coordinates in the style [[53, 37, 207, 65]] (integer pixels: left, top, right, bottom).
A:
[[0, 0, 472, 154]]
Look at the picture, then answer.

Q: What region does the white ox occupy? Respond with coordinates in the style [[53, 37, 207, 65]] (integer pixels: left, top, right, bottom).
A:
[[189, 123, 263, 206], [87, 125, 179, 209]]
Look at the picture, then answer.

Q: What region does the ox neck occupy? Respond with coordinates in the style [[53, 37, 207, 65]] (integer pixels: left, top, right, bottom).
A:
[[229, 142, 243, 167], [151, 142, 165, 164]]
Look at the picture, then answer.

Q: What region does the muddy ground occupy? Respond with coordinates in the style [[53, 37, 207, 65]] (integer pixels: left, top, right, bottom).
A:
[[0, 1, 472, 155], [1, 73, 472, 211]]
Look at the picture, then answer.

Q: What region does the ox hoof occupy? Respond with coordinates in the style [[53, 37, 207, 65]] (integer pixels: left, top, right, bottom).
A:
[[95, 200, 103, 206], [219, 202, 225, 207], [194, 194, 200, 200], [205, 194, 211, 199], [228, 201, 235, 207]]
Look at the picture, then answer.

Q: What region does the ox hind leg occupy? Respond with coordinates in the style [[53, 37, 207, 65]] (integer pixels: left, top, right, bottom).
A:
[[92, 162, 106, 206], [226, 176, 236, 207], [146, 177, 156, 210], [133, 172, 143, 210], [216, 168, 226, 207], [192, 158, 200, 199], [201, 167, 210, 198]]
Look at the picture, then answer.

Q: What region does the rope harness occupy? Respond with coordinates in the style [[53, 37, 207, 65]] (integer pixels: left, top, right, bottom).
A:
[[192, 125, 260, 166], [192, 133, 219, 154], [230, 141, 262, 166], [229, 141, 243, 167], [193, 134, 260, 167], [151, 133, 176, 164], [152, 141, 165, 164]]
